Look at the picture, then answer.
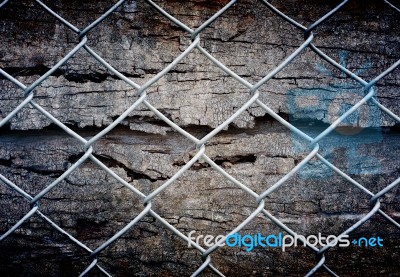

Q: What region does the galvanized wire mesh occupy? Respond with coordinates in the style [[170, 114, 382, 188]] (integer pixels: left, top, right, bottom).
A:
[[0, 0, 399, 276]]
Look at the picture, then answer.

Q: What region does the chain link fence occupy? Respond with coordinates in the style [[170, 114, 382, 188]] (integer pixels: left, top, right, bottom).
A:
[[0, 0, 399, 276]]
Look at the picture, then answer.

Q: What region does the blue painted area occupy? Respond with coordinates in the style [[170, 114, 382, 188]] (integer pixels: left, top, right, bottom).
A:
[[286, 51, 382, 179]]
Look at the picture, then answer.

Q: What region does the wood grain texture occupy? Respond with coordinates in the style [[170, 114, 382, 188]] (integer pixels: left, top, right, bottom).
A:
[[0, 0, 399, 276]]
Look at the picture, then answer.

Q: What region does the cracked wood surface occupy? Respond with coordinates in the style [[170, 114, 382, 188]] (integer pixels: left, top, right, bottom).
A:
[[0, 0, 399, 276]]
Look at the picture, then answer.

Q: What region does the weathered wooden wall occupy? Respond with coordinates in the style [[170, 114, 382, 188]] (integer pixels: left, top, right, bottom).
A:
[[0, 0, 399, 276]]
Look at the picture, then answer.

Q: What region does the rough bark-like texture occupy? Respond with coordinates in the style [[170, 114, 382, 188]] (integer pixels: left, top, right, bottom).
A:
[[0, 0, 399, 276]]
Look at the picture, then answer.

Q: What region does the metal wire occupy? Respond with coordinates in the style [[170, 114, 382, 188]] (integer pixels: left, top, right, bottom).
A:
[[0, 0, 399, 276]]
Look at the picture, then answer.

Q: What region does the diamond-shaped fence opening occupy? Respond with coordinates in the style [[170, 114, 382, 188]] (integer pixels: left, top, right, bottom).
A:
[[0, 0, 399, 276]]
